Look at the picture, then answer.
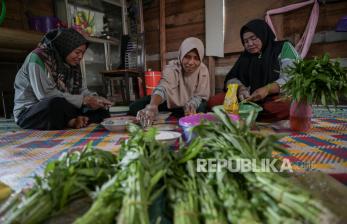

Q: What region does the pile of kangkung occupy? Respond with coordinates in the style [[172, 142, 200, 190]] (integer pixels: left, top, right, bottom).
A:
[[0, 108, 336, 224]]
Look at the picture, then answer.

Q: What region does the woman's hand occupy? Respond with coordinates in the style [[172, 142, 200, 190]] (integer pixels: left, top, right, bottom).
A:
[[247, 83, 280, 102], [136, 104, 159, 128], [83, 96, 113, 110], [238, 85, 250, 101], [247, 86, 269, 102], [96, 96, 113, 109], [184, 102, 196, 115]]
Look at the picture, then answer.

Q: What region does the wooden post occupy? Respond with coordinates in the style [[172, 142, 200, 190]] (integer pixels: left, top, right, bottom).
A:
[[159, 0, 166, 70], [208, 56, 216, 96], [121, 0, 128, 35]]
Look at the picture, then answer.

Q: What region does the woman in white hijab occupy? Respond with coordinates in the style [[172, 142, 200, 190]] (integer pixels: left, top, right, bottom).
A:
[[129, 37, 210, 127]]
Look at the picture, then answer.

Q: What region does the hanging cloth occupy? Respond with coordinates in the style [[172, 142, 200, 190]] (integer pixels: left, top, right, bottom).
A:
[[265, 0, 319, 58]]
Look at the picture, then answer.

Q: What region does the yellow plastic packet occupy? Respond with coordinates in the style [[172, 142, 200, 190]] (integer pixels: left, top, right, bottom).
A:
[[0, 181, 12, 203], [223, 84, 239, 114]]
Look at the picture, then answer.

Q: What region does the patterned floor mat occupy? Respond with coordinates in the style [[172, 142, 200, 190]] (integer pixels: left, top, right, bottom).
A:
[[0, 124, 126, 191], [0, 116, 346, 191], [256, 118, 347, 184]]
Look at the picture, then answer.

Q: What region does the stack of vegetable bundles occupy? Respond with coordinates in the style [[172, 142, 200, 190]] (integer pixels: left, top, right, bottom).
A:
[[0, 107, 336, 224]]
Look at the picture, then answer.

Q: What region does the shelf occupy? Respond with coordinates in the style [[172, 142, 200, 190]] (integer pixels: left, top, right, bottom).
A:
[[102, 0, 122, 7], [0, 27, 118, 49], [66, 0, 122, 12], [0, 28, 43, 50]]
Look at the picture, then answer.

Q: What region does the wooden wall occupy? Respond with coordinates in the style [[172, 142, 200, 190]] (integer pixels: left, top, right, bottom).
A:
[[0, 0, 54, 117], [144, 0, 205, 71], [2, 0, 54, 30], [224, 0, 285, 53], [0, 0, 54, 62], [288, 1, 347, 59]]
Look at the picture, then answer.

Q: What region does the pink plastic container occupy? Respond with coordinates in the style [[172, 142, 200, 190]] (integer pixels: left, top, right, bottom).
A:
[[179, 113, 239, 142], [28, 16, 59, 33]]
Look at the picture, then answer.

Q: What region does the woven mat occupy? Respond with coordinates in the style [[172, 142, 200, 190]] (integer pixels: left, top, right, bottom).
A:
[[0, 114, 178, 191], [312, 105, 347, 118], [1, 116, 346, 191], [0, 124, 127, 191], [256, 118, 347, 184]]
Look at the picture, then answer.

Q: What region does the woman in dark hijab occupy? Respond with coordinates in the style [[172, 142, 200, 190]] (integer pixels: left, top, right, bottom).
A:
[[208, 19, 299, 121], [13, 28, 112, 130]]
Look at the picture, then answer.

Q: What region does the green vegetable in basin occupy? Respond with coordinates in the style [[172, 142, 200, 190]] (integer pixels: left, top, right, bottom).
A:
[[239, 101, 263, 121], [213, 101, 263, 122]]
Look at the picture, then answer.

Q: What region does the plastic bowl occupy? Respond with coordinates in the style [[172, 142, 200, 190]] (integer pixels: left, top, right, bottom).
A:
[[101, 116, 136, 132], [179, 113, 240, 142], [155, 112, 172, 121], [155, 131, 181, 146], [104, 116, 137, 123], [150, 124, 178, 131], [101, 120, 128, 132]]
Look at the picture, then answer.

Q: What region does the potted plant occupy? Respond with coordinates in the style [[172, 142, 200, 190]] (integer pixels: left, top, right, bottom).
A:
[[283, 54, 347, 131]]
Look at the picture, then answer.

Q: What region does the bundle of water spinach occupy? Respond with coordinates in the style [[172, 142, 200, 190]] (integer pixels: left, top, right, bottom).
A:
[[177, 107, 336, 224], [0, 108, 337, 224], [0, 142, 118, 224], [74, 124, 173, 224]]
